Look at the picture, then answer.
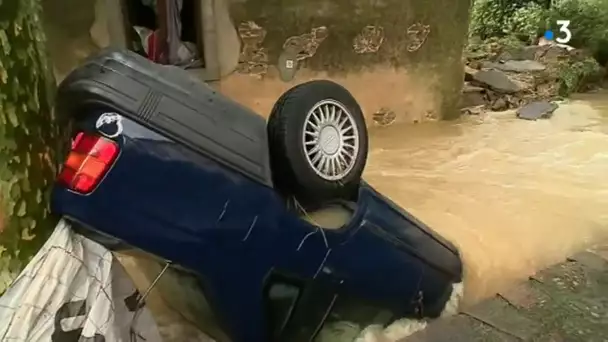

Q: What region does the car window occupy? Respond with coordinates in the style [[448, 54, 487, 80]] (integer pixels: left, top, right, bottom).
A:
[[264, 276, 302, 338], [117, 250, 230, 342], [314, 294, 395, 342]]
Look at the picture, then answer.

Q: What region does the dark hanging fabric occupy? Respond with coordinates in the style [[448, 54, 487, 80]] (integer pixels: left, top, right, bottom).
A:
[[166, 0, 183, 65]]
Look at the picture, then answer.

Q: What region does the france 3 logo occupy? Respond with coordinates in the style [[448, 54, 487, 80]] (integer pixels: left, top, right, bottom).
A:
[[543, 20, 572, 44]]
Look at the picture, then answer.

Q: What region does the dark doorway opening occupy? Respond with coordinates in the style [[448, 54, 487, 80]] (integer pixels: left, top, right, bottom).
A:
[[122, 0, 204, 67]]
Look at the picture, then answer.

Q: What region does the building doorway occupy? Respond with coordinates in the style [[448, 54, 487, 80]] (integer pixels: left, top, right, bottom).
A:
[[122, 0, 204, 68]]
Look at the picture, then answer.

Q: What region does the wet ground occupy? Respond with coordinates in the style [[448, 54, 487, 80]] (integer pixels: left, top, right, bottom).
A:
[[406, 244, 608, 342], [365, 90, 608, 305]]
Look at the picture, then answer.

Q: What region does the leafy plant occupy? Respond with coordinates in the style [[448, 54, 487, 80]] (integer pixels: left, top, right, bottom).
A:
[[507, 2, 547, 43], [557, 56, 603, 95], [469, 0, 548, 40], [469, 0, 608, 64]]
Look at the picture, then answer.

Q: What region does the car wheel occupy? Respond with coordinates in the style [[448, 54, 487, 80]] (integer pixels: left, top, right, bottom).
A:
[[267, 80, 368, 207]]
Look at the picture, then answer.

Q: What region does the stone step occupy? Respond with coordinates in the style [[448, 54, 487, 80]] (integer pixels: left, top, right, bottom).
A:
[[403, 244, 608, 342]]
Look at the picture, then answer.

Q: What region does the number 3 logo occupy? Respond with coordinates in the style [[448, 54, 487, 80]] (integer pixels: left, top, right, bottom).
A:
[[556, 20, 572, 44]]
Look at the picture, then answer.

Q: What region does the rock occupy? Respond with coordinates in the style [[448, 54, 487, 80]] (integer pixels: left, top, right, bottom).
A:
[[460, 82, 490, 108], [491, 97, 508, 111], [521, 46, 542, 60], [472, 70, 521, 93], [485, 90, 499, 103], [505, 94, 526, 108], [460, 90, 486, 108], [466, 49, 491, 61], [535, 82, 560, 99], [495, 51, 514, 62], [482, 60, 546, 73], [468, 61, 483, 70], [541, 45, 570, 61], [497, 46, 539, 61], [516, 101, 559, 120], [464, 66, 477, 82], [462, 83, 485, 93]]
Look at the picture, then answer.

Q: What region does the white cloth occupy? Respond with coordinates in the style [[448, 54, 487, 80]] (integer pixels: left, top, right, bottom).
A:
[[0, 220, 162, 342]]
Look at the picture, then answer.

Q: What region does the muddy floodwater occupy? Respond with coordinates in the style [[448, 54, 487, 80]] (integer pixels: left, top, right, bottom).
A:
[[365, 90, 608, 306]]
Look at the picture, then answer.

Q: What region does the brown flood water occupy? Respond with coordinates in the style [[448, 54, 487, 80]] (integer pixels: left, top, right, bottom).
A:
[[365, 90, 608, 305]]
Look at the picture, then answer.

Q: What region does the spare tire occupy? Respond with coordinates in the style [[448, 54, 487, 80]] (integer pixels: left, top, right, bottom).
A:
[[267, 80, 368, 206]]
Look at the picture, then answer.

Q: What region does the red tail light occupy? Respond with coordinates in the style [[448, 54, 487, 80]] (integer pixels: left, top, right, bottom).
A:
[[57, 132, 119, 194]]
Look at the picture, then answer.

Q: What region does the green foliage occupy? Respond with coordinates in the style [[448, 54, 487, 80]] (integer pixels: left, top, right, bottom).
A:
[[469, 0, 510, 40], [468, 0, 607, 96], [508, 2, 547, 43], [469, 0, 548, 41], [465, 35, 527, 61], [470, 0, 608, 61], [489, 36, 527, 52], [557, 56, 603, 95]]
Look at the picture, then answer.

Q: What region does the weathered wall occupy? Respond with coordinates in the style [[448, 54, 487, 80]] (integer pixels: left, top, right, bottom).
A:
[[41, 0, 99, 80], [219, 0, 472, 121], [41, 0, 472, 121]]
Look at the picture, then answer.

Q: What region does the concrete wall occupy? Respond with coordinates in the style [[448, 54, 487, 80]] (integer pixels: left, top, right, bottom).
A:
[[42, 0, 472, 121], [41, 0, 100, 80], [217, 0, 472, 121]]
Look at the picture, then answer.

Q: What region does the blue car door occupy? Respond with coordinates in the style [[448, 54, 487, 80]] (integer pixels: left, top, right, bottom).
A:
[[267, 216, 338, 341], [221, 207, 333, 342], [320, 196, 426, 318]]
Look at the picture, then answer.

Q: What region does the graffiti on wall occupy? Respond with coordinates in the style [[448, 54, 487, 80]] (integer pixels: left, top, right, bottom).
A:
[[406, 23, 431, 52], [235, 19, 431, 82], [278, 26, 329, 81], [372, 107, 397, 126], [353, 25, 385, 54], [282, 26, 329, 61], [236, 21, 269, 77]]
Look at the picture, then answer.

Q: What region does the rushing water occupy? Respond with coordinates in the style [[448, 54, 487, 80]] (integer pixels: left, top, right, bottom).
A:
[[365, 90, 608, 306]]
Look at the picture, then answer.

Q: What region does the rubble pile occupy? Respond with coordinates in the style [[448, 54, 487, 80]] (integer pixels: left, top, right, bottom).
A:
[[459, 40, 603, 118]]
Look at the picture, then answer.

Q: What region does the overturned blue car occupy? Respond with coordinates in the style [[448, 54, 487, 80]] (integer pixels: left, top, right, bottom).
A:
[[51, 49, 463, 342]]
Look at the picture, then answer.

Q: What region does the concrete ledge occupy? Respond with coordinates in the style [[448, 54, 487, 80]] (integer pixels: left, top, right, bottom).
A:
[[404, 244, 608, 341]]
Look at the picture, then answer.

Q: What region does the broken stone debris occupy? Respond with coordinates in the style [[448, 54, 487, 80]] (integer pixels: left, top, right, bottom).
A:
[[471, 69, 521, 93], [481, 60, 546, 73], [460, 42, 592, 119], [495, 45, 539, 61], [516, 101, 558, 120], [460, 84, 486, 108]]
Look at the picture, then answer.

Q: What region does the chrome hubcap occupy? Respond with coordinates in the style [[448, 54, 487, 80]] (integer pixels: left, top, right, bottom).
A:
[[302, 99, 359, 181]]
